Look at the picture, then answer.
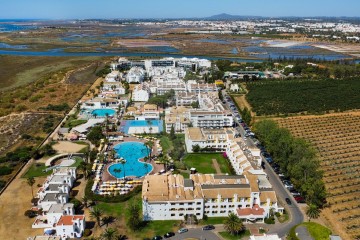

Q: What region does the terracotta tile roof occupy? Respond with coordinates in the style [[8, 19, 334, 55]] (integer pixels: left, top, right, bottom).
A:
[[56, 215, 85, 226], [236, 204, 265, 216]]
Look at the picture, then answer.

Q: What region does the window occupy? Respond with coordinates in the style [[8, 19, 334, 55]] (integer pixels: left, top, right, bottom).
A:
[[171, 214, 175, 216]]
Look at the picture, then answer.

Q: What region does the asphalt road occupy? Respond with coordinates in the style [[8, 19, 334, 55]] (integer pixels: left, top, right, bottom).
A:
[[169, 228, 221, 240], [223, 91, 305, 237]]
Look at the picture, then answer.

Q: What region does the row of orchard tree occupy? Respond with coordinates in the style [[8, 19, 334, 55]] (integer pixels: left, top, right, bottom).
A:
[[246, 78, 360, 116], [253, 120, 326, 209]]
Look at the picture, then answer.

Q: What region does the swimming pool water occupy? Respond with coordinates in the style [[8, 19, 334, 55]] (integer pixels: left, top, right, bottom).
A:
[[91, 109, 116, 117], [108, 142, 153, 178]]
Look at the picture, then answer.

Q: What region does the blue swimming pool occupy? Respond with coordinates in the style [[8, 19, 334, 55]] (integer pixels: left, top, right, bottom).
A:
[[91, 108, 116, 117], [108, 142, 153, 178], [120, 120, 164, 134]]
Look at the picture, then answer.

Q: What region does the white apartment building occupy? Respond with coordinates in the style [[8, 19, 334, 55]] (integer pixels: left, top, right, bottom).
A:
[[149, 81, 187, 95], [187, 83, 218, 93], [165, 106, 191, 133], [132, 83, 150, 102], [105, 71, 120, 82], [135, 104, 160, 120], [175, 92, 198, 106], [142, 173, 281, 222], [226, 139, 254, 175], [54, 215, 85, 239], [189, 110, 234, 129], [102, 82, 126, 95], [185, 127, 235, 153], [126, 67, 145, 83]]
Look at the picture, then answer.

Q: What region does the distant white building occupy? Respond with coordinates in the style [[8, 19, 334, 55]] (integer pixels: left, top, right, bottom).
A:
[[126, 67, 145, 83], [230, 84, 240, 92], [105, 71, 120, 82], [132, 83, 150, 102], [165, 106, 191, 133]]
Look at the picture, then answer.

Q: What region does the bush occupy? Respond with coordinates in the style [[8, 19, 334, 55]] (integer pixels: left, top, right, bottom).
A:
[[83, 229, 91, 237], [0, 166, 13, 176], [24, 210, 37, 218], [264, 216, 275, 224]]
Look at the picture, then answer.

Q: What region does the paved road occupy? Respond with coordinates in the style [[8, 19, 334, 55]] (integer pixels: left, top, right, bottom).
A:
[[296, 225, 314, 240], [170, 228, 221, 240], [223, 91, 305, 237]]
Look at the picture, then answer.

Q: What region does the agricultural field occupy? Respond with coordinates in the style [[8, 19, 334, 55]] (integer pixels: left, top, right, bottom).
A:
[[246, 78, 360, 116], [275, 112, 360, 240]]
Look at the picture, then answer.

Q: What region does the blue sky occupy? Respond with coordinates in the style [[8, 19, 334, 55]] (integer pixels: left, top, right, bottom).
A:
[[0, 0, 359, 19]]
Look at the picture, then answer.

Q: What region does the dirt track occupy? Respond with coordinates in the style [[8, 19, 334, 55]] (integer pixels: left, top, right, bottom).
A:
[[0, 161, 44, 239]]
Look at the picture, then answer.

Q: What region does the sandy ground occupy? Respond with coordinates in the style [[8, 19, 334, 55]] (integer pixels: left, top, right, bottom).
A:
[[0, 161, 44, 239], [52, 141, 87, 153]]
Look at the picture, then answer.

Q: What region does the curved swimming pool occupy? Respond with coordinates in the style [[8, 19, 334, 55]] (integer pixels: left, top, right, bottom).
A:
[[91, 108, 116, 117], [108, 142, 153, 178]]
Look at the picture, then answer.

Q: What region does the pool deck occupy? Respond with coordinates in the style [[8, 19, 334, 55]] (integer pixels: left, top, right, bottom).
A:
[[101, 136, 164, 182]]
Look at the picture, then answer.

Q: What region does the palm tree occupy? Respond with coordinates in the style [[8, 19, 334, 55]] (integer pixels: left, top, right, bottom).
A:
[[27, 177, 36, 199], [90, 207, 104, 227], [102, 216, 115, 228], [78, 162, 89, 179], [101, 227, 117, 240], [113, 168, 121, 177], [224, 212, 245, 235], [306, 204, 321, 222], [144, 141, 154, 160], [82, 196, 89, 208], [144, 163, 150, 175], [120, 159, 126, 179]]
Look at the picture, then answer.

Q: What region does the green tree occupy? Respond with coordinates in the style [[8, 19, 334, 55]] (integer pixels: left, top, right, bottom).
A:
[[90, 207, 104, 227], [306, 204, 321, 222], [27, 177, 36, 199], [120, 159, 126, 179], [144, 141, 154, 160], [82, 196, 89, 208], [126, 200, 142, 231], [192, 144, 200, 153], [169, 125, 176, 140], [101, 227, 117, 240], [87, 126, 104, 146], [224, 212, 245, 235]]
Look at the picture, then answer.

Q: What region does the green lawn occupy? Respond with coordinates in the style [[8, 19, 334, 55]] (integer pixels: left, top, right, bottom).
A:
[[160, 135, 173, 154], [219, 230, 250, 240], [183, 153, 232, 174], [303, 222, 332, 240], [96, 202, 126, 218], [134, 220, 180, 239], [71, 156, 84, 168], [22, 163, 52, 178], [22, 156, 83, 178], [288, 222, 332, 240], [65, 119, 88, 128], [200, 217, 227, 225], [96, 195, 181, 238]]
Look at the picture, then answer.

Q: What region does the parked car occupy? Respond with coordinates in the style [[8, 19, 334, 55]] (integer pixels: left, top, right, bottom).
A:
[[285, 198, 292, 205], [152, 236, 163, 240], [291, 192, 301, 196], [294, 196, 306, 203], [178, 228, 188, 234], [164, 232, 175, 238], [202, 225, 215, 230]]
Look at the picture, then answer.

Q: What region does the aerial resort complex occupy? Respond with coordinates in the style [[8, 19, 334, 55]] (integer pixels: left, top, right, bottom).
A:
[[21, 56, 289, 239], [2, 4, 360, 239]]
